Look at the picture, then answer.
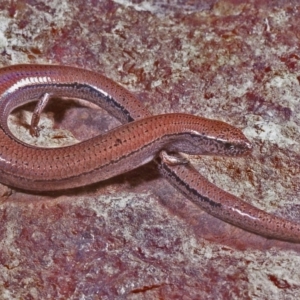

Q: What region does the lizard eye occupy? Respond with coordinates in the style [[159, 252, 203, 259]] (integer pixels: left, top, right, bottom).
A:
[[224, 142, 232, 149]]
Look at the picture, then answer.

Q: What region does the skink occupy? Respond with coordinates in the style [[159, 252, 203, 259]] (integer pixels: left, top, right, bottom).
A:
[[0, 64, 299, 243]]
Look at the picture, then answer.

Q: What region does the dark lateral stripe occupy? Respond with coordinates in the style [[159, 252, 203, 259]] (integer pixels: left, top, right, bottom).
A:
[[2, 126, 223, 186], [4, 129, 219, 184], [9, 81, 135, 122], [71, 82, 135, 122], [3, 133, 172, 183], [160, 162, 222, 209]]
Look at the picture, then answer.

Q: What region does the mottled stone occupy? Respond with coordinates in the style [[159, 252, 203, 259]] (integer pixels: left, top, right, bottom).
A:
[[0, 0, 300, 299]]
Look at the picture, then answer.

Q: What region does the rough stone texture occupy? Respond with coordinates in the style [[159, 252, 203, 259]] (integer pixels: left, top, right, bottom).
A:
[[1, 0, 300, 299]]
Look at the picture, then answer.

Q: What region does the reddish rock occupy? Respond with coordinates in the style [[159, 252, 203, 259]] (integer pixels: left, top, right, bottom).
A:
[[0, 0, 300, 299]]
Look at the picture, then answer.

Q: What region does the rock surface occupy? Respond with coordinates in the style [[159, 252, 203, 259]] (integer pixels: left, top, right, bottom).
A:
[[0, 0, 300, 299]]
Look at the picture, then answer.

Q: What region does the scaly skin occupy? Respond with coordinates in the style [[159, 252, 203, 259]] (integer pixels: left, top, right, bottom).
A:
[[0, 64, 299, 243]]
